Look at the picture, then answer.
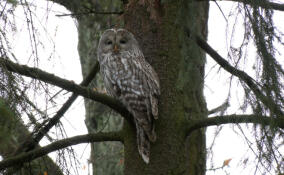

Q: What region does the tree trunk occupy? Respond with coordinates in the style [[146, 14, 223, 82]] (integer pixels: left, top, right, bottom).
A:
[[122, 1, 209, 174], [75, 1, 124, 174]]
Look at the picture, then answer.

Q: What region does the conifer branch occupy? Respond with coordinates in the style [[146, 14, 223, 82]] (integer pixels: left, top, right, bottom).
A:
[[194, 35, 284, 116], [197, 0, 284, 12], [186, 114, 284, 136], [0, 57, 131, 159], [10, 60, 99, 157], [230, 0, 284, 11], [0, 57, 131, 119], [0, 131, 123, 171]]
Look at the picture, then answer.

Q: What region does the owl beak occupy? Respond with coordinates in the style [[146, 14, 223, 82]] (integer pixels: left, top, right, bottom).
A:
[[113, 44, 119, 53]]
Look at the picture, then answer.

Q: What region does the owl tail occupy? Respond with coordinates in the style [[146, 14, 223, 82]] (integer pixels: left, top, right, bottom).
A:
[[136, 123, 151, 164]]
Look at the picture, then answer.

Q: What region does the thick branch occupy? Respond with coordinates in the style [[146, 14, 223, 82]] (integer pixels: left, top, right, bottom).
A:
[[1, 57, 96, 96], [0, 57, 131, 119], [194, 35, 283, 116], [186, 114, 284, 136], [0, 131, 123, 170]]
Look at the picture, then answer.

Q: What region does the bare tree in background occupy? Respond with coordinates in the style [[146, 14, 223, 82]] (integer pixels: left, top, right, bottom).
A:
[[0, 0, 283, 175]]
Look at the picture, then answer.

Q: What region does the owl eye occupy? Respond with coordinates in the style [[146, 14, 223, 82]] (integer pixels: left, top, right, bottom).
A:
[[106, 40, 113, 45], [120, 39, 127, 44]]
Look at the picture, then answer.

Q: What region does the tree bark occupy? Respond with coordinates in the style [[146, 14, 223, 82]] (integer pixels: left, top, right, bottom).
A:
[[75, 1, 124, 174], [122, 0, 209, 174]]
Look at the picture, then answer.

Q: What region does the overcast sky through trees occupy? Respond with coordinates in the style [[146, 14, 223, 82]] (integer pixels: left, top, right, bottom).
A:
[[2, 1, 283, 174]]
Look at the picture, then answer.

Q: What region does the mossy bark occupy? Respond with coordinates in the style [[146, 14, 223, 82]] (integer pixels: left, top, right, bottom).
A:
[[122, 1, 209, 174]]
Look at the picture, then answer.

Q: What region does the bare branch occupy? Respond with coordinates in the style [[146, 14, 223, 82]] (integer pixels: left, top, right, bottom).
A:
[[193, 35, 284, 116], [186, 114, 284, 136], [0, 57, 131, 119], [0, 57, 96, 95], [208, 101, 230, 115], [1, 57, 132, 160], [0, 131, 123, 171]]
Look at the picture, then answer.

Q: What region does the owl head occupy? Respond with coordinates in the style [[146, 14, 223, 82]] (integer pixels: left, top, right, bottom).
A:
[[98, 28, 140, 55]]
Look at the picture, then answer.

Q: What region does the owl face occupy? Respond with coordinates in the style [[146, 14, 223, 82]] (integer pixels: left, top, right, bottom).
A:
[[98, 29, 139, 55]]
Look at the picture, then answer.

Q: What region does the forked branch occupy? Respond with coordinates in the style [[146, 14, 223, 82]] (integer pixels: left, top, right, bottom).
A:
[[0, 57, 131, 119]]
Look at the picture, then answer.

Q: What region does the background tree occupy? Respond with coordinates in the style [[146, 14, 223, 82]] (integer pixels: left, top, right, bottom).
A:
[[0, 0, 283, 175]]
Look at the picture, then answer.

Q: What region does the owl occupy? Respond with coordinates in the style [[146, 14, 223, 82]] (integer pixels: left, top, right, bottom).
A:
[[97, 28, 160, 163]]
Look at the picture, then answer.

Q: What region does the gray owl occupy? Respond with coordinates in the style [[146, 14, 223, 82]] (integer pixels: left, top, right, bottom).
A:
[[97, 28, 160, 163]]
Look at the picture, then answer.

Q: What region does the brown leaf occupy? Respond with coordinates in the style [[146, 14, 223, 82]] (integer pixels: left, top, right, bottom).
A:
[[223, 158, 232, 167]]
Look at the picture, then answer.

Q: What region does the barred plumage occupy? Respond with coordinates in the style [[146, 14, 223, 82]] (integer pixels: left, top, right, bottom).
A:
[[97, 29, 160, 163]]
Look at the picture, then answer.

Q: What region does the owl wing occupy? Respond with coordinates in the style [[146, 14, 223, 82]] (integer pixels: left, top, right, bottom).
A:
[[142, 60, 160, 95], [138, 56, 160, 119]]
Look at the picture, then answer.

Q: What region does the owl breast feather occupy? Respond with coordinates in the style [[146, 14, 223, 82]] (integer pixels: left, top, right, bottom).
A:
[[101, 53, 145, 97]]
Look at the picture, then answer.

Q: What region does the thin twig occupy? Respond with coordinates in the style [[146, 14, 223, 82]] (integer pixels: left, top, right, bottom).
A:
[[213, 0, 228, 22], [208, 101, 230, 115]]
